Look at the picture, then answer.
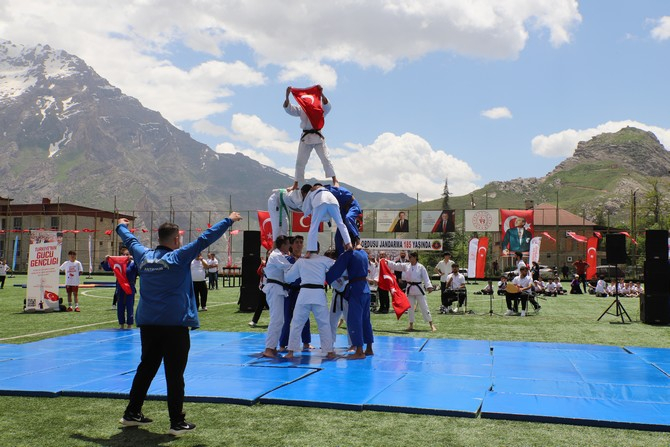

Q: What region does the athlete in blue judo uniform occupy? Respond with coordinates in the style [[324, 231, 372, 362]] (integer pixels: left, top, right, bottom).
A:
[[326, 239, 373, 359]]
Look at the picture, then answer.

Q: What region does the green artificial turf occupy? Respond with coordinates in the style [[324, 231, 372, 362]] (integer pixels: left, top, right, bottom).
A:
[[0, 274, 668, 446]]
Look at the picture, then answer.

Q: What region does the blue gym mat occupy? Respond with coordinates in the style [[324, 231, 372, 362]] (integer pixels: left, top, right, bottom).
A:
[[0, 330, 668, 431]]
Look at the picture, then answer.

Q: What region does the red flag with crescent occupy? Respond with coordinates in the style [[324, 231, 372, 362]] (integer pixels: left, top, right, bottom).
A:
[[586, 237, 598, 280], [476, 237, 489, 279], [291, 85, 325, 130], [107, 256, 133, 295], [44, 290, 60, 302], [292, 212, 322, 233], [257, 211, 274, 251], [378, 259, 411, 320]]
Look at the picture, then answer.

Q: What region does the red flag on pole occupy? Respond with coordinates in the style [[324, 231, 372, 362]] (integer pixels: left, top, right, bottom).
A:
[[476, 237, 489, 279], [257, 210, 274, 251], [378, 259, 410, 320], [620, 231, 637, 245], [107, 256, 133, 295], [586, 237, 598, 280], [291, 85, 325, 130]]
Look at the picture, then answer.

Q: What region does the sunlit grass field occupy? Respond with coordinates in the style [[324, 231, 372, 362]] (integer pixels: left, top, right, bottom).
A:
[[0, 274, 668, 447]]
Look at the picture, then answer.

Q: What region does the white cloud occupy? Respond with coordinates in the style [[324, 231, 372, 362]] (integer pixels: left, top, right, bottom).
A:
[[192, 119, 230, 137], [531, 121, 670, 157], [331, 132, 479, 200], [0, 0, 581, 124], [651, 16, 670, 40], [481, 106, 512, 119], [214, 142, 275, 167]]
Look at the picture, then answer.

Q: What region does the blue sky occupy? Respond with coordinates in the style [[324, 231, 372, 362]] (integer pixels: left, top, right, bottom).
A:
[[1, 1, 669, 200]]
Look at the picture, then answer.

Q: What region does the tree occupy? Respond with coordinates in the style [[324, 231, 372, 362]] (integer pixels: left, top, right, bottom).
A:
[[441, 177, 455, 253]]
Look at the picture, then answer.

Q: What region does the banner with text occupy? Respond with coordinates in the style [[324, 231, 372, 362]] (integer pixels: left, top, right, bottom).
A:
[[464, 209, 500, 232], [361, 238, 443, 251], [25, 230, 63, 312]]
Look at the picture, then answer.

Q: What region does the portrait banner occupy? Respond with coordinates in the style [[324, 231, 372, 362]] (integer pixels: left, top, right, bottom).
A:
[[500, 209, 534, 254], [464, 209, 499, 232], [422, 210, 456, 233], [25, 230, 62, 312], [378, 210, 409, 233]]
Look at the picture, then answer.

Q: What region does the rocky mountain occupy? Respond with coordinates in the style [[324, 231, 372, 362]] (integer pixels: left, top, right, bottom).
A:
[[432, 127, 670, 226], [0, 40, 415, 226]]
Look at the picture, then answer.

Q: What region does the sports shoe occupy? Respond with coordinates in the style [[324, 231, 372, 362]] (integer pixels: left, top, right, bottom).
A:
[[120, 412, 153, 426], [520, 310, 526, 317], [201, 307, 208, 311], [112, 304, 117, 310], [248, 321, 256, 327], [503, 309, 515, 316], [67, 306, 73, 312], [74, 307, 80, 312], [535, 306, 541, 314], [169, 420, 196, 436]]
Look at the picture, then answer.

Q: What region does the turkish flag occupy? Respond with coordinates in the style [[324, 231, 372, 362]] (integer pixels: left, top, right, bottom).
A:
[[291, 85, 325, 130], [476, 237, 489, 279], [44, 290, 59, 302], [586, 237, 598, 280], [107, 256, 133, 295], [292, 212, 323, 233], [567, 231, 588, 243], [378, 259, 410, 320], [257, 210, 274, 251]]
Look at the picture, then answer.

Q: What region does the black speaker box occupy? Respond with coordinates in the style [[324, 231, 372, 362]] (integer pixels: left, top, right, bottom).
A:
[[606, 234, 627, 264], [646, 230, 669, 261], [238, 255, 261, 312], [644, 260, 670, 295], [640, 294, 670, 325], [243, 230, 261, 258]]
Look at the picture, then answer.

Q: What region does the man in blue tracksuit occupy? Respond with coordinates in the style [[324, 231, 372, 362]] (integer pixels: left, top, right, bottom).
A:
[[116, 212, 242, 436], [326, 238, 373, 359], [321, 181, 361, 255]]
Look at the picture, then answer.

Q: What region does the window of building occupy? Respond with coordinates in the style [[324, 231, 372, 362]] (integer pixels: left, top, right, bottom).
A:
[[13, 217, 22, 230], [50, 216, 59, 229]]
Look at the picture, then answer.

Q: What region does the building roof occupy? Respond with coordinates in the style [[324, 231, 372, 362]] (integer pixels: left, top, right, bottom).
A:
[[0, 198, 134, 220], [533, 203, 595, 227]]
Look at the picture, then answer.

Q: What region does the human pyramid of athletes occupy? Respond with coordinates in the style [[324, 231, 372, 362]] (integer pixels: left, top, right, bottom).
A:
[[258, 86, 437, 361]]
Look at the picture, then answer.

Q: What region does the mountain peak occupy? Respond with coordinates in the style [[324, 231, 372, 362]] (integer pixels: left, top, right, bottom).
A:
[[551, 126, 670, 177]]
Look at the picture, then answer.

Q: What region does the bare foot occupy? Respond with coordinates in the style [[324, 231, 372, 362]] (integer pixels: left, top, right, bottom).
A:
[[285, 351, 295, 359], [325, 352, 337, 360], [430, 323, 437, 332], [277, 347, 288, 353], [405, 326, 414, 332], [348, 352, 366, 360], [347, 345, 356, 353], [302, 343, 315, 351], [337, 319, 345, 328], [364, 348, 374, 356], [262, 348, 277, 358]]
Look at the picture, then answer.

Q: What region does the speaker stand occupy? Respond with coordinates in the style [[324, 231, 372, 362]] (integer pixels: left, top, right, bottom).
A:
[[597, 265, 631, 324]]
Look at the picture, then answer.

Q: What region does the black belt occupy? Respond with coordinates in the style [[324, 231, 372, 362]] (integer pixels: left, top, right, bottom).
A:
[[301, 129, 324, 141], [266, 278, 288, 289], [332, 289, 345, 312], [300, 283, 325, 289], [406, 281, 424, 295]]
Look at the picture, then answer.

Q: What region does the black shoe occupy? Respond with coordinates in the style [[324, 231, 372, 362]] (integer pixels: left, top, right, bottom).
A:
[[169, 420, 196, 436], [120, 411, 153, 426]]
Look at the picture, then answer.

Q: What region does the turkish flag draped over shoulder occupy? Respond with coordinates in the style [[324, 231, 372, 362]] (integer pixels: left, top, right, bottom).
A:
[[291, 85, 325, 130], [476, 237, 489, 279], [378, 259, 411, 320], [107, 256, 133, 295], [257, 211, 274, 251], [586, 237, 598, 280]]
